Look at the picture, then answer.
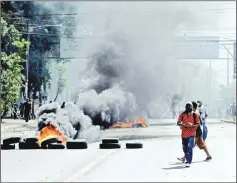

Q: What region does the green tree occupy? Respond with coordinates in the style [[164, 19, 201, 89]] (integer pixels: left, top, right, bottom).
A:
[[9, 1, 76, 102], [1, 17, 30, 116]]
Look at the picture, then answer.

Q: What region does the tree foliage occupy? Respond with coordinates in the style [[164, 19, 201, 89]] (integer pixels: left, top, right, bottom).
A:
[[1, 17, 30, 115], [2, 1, 76, 105]]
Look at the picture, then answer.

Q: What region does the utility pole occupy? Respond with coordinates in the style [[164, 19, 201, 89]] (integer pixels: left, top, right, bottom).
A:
[[209, 60, 212, 105], [25, 20, 30, 100], [227, 51, 230, 86], [0, 2, 2, 122]]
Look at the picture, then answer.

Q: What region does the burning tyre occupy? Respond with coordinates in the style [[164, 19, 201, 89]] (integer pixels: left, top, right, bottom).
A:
[[48, 143, 65, 149], [40, 138, 62, 149], [126, 142, 143, 149], [132, 123, 143, 128], [23, 137, 38, 144], [99, 143, 121, 149], [19, 142, 40, 149], [102, 138, 119, 144], [66, 140, 88, 149]]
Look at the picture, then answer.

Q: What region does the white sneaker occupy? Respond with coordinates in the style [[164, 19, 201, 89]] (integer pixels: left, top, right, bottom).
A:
[[183, 163, 191, 167]]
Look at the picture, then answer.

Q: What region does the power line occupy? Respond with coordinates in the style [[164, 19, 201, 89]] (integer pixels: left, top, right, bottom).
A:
[[3, 7, 236, 19], [19, 31, 236, 42], [5, 20, 236, 31]]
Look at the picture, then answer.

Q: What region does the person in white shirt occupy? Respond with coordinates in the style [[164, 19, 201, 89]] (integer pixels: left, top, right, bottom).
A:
[[197, 101, 208, 141]]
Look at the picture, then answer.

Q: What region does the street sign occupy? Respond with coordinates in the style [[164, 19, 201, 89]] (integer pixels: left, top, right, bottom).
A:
[[174, 36, 220, 59]]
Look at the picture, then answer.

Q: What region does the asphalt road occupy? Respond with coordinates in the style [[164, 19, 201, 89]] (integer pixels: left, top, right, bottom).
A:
[[1, 119, 236, 182]]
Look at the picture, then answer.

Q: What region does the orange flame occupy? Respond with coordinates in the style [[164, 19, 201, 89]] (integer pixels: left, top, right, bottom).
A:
[[111, 121, 133, 128], [133, 118, 148, 127], [110, 118, 147, 128], [38, 124, 67, 145]]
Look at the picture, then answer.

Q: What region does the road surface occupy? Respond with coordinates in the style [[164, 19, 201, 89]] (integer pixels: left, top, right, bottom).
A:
[[1, 119, 236, 182]]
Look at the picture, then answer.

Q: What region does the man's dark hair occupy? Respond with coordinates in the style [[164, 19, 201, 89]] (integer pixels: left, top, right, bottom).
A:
[[192, 101, 198, 110]]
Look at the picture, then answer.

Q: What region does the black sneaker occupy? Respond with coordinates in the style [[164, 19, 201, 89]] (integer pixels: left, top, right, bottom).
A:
[[205, 156, 212, 161]]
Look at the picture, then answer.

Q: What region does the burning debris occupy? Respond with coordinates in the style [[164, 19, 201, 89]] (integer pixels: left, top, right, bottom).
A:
[[110, 118, 147, 128], [35, 98, 147, 145], [35, 36, 150, 142], [38, 124, 67, 146], [69, 35, 145, 124], [36, 102, 101, 144]]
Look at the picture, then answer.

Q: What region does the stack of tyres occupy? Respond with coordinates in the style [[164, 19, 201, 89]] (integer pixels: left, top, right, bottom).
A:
[[40, 138, 63, 149], [1, 137, 21, 150], [99, 138, 121, 149], [19, 138, 40, 150], [48, 143, 65, 149]]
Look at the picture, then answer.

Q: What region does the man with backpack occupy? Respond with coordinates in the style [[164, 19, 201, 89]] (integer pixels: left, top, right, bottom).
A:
[[177, 101, 212, 164], [177, 102, 200, 167]]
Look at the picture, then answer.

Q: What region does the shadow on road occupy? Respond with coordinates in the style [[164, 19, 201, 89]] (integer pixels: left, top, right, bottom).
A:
[[162, 165, 188, 170], [169, 160, 204, 166]]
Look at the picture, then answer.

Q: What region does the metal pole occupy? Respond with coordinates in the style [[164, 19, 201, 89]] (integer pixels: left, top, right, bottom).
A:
[[209, 60, 212, 105], [227, 51, 230, 86], [25, 22, 30, 99], [0, 2, 2, 122]]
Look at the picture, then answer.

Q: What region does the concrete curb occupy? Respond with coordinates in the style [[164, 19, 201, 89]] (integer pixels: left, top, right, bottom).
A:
[[221, 120, 236, 124]]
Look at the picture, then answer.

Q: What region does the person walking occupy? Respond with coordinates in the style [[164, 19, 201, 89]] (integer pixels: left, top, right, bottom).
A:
[[171, 101, 176, 119], [23, 98, 31, 122], [178, 101, 212, 162], [12, 102, 18, 120], [231, 101, 236, 121], [61, 102, 65, 109], [177, 102, 200, 167], [197, 101, 208, 141], [19, 102, 24, 118]]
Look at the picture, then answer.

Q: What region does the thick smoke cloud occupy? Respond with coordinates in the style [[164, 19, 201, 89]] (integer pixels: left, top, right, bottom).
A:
[[68, 2, 218, 119], [35, 2, 221, 141]]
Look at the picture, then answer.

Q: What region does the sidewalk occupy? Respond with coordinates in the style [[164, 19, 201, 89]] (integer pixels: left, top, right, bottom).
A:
[[1, 119, 37, 134], [221, 118, 236, 124]]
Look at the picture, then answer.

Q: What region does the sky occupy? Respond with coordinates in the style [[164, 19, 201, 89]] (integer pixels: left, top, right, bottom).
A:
[[180, 2, 236, 85], [46, 1, 236, 105], [66, 1, 236, 85]]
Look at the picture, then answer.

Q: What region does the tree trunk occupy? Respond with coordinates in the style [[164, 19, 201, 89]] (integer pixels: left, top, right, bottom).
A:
[[54, 86, 60, 102], [2, 109, 8, 118], [39, 91, 42, 106]]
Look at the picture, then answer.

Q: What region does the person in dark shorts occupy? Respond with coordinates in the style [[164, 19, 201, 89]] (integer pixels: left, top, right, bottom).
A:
[[177, 101, 212, 162]]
